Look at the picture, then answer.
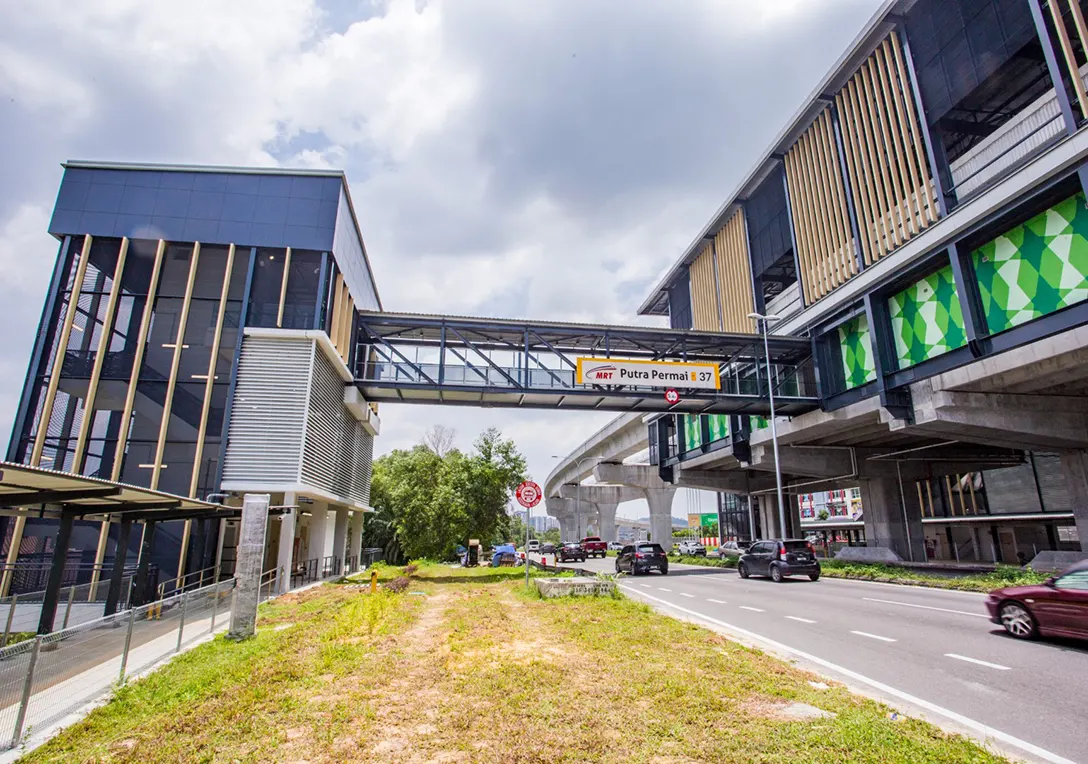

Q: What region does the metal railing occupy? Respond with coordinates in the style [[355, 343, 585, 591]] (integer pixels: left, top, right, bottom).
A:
[[0, 577, 237, 750], [156, 564, 220, 600]]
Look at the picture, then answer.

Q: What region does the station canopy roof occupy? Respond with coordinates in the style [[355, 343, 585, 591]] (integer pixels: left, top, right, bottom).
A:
[[0, 461, 231, 523]]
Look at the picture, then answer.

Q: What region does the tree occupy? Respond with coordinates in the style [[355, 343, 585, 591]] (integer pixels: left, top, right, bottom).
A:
[[540, 527, 561, 545], [817, 509, 830, 521], [422, 424, 456, 457], [370, 427, 528, 561]]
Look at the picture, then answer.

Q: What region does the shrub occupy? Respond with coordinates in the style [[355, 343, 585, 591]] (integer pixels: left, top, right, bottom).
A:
[[383, 576, 411, 593], [403, 563, 419, 576]]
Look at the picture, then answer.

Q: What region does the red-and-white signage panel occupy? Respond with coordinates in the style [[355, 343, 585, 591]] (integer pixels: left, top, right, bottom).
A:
[[515, 480, 542, 508]]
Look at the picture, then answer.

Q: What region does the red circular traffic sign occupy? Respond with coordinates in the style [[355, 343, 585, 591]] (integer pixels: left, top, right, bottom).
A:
[[515, 480, 542, 508], [664, 388, 680, 405]]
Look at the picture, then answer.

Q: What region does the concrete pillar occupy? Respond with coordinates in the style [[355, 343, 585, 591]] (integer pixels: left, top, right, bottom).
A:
[[858, 476, 926, 562], [332, 507, 349, 573], [644, 488, 675, 548], [307, 502, 329, 564], [349, 510, 364, 570], [596, 502, 618, 542], [276, 503, 296, 595], [559, 512, 576, 542], [1059, 450, 1088, 551], [229, 494, 270, 641]]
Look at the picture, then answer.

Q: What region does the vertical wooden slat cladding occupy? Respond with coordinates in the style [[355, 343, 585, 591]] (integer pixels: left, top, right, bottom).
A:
[[713, 211, 755, 333], [784, 106, 856, 303], [689, 245, 719, 330], [1050, 0, 1088, 120], [836, 35, 938, 267]]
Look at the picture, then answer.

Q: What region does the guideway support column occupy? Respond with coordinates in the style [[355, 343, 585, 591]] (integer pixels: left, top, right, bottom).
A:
[[276, 495, 297, 595], [857, 477, 926, 562], [558, 484, 640, 542], [1059, 450, 1088, 552], [594, 464, 677, 547]]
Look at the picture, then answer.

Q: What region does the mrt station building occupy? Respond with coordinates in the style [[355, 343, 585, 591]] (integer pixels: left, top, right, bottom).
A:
[[2, 161, 382, 596], [637, 0, 1088, 564]]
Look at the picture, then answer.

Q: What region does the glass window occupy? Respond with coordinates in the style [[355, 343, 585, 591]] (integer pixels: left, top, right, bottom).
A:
[[119, 239, 160, 296], [158, 244, 197, 298], [1055, 570, 1088, 591], [282, 250, 323, 329], [191, 245, 231, 300], [247, 248, 286, 328]]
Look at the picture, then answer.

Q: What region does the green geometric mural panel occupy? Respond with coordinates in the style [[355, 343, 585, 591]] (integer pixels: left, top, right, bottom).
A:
[[683, 415, 702, 452], [708, 414, 730, 443], [750, 415, 770, 431], [683, 414, 730, 452], [972, 192, 1088, 334], [837, 314, 877, 389], [888, 264, 967, 368]]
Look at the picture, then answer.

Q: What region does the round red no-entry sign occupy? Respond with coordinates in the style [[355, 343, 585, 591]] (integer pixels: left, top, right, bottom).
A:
[[515, 480, 542, 508], [664, 388, 680, 405]]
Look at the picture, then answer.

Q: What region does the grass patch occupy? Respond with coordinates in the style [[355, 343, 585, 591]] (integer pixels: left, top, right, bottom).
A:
[[24, 563, 1009, 763], [2, 632, 35, 647], [819, 560, 1048, 592], [668, 552, 739, 568]]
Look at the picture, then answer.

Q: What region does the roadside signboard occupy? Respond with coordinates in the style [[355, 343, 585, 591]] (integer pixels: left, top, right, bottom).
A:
[[576, 357, 720, 390], [515, 480, 542, 508]]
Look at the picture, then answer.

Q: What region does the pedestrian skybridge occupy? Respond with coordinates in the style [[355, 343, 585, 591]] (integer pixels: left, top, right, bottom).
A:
[[353, 312, 819, 415]]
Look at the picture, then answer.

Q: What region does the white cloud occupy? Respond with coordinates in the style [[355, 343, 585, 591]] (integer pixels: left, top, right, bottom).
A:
[[0, 0, 883, 516]]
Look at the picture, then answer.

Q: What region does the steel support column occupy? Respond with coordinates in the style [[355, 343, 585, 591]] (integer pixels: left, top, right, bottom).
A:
[[37, 512, 75, 634], [105, 519, 133, 616]]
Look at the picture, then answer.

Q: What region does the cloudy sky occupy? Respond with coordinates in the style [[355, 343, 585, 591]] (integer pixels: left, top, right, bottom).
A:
[[0, 0, 880, 520]]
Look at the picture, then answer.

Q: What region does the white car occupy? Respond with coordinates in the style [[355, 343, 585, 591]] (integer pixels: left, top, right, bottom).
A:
[[527, 539, 540, 553], [607, 541, 624, 551], [677, 540, 707, 556]]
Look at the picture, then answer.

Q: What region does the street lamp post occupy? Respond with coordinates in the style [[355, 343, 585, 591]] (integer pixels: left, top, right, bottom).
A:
[[748, 312, 787, 540]]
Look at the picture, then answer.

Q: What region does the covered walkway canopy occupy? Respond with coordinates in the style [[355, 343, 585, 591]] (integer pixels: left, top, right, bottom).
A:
[[0, 461, 236, 634], [355, 312, 819, 415]]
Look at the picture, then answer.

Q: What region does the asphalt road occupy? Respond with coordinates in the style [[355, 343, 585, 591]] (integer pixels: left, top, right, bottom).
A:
[[536, 554, 1088, 764]]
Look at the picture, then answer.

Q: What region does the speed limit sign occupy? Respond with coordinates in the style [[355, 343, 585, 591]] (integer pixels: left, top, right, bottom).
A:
[[515, 480, 542, 508], [664, 388, 680, 405]]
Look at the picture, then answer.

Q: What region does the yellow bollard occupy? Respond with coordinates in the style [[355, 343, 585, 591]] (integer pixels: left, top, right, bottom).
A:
[[370, 569, 378, 594]]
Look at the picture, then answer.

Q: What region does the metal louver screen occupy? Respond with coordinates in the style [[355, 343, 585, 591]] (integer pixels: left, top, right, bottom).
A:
[[302, 346, 373, 506], [221, 335, 311, 484]]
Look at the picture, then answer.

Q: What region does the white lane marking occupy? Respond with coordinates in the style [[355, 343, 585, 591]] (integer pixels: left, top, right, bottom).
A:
[[739, 606, 764, 612], [785, 616, 816, 624], [639, 584, 651, 589], [707, 598, 726, 604], [862, 597, 988, 619], [851, 630, 896, 643], [821, 577, 988, 597], [618, 585, 1075, 764], [679, 592, 695, 598], [657, 587, 672, 592], [945, 653, 1011, 671]]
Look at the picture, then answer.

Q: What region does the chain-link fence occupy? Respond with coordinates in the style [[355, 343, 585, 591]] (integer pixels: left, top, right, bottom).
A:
[[0, 578, 236, 749]]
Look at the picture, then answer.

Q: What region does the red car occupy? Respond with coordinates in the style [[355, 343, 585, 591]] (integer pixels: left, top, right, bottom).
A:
[[580, 536, 607, 558], [986, 560, 1088, 640]]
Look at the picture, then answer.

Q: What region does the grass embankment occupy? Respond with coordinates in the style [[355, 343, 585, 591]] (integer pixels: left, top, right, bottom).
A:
[[665, 552, 1048, 593], [817, 560, 1049, 592], [25, 562, 1008, 763]]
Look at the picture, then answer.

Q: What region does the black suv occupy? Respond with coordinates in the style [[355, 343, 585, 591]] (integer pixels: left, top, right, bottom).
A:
[[557, 542, 587, 563], [738, 540, 820, 582], [615, 543, 669, 576]]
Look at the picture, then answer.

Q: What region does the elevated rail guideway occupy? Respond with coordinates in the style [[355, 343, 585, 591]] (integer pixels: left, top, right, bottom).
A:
[[353, 312, 818, 415]]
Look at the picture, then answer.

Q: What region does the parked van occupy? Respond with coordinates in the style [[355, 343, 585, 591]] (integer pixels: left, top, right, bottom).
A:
[[527, 539, 540, 553]]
